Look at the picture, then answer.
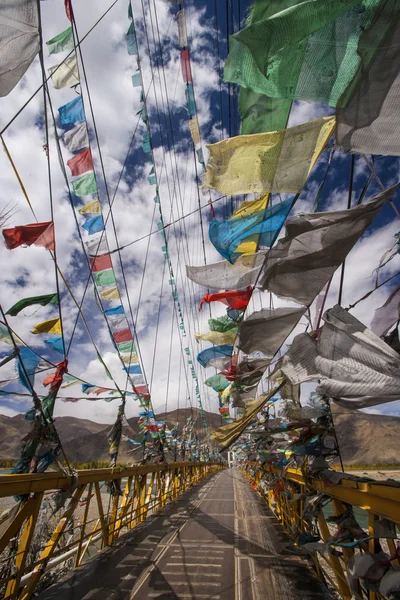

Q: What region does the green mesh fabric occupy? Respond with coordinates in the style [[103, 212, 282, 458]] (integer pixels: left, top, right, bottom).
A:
[[226, 0, 381, 135]]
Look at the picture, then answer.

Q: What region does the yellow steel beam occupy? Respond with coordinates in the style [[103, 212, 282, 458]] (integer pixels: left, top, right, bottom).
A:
[[0, 462, 220, 499]]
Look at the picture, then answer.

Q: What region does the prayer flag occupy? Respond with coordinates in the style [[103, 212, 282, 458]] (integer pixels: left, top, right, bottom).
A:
[[237, 307, 305, 355], [104, 305, 124, 316], [44, 336, 65, 354], [100, 286, 120, 301], [46, 26, 74, 55], [63, 121, 88, 153], [108, 315, 128, 330], [82, 215, 104, 234], [189, 117, 200, 145], [204, 116, 335, 196], [126, 22, 137, 55], [132, 72, 142, 87], [209, 315, 239, 333], [113, 329, 133, 343], [90, 254, 112, 272], [195, 330, 237, 345], [86, 235, 108, 256], [124, 364, 142, 375], [0, 0, 39, 97], [79, 199, 101, 215], [72, 171, 97, 197], [65, 0, 74, 21], [205, 374, 230, 391], [49, 54, 79, 89], [117, 340, 136, 353], [121, 352, 138, 364], [210, 196, 292, 263], [187, 251, 267, 291], [6, 293, 58, 316], [17, 347, 41, 392], [199, 287, 252, 311], [176, 10, 188, 47], [67, 148, 93, 176], [197, 345, 233, 369], [32, 318, 61, 335], [93, 269, 116, 287], [59, 96, 84, 128], [180, 49, 192, 82], [371, 286, 400, 338], [185, 83, 196, 116], [3, 222, 55, 251]]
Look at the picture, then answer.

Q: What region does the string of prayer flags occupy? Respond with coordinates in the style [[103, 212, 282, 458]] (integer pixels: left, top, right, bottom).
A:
[[67, 148, 93, 177], [48, 54, 79, 89], [199, 287, 252, 311], [58, 96, 84, 127], [3, 222, 55, 251], [31, 318, 61, 335], [6, 294, 58, 317], [203, 116, 335, 196], [197, 345, 233, 369], [46, 26, 73, 55], [63, 122, 89, 153], [0, 0, 40, 97], [209, 196, 293, 263]]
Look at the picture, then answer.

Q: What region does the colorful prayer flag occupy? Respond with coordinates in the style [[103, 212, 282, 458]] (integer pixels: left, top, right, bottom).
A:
[[78, 199, 101, 214], [82, 215, 104, 234], [204, 116, 335, 196], [126, 22, 137, 55], [199, 287, 252, 311], [86, 235, 108, 256], [17, 347, 41, 392], [31, 318, 61, 335], [132, 72, 142, 87], [59, 96, 84, 128], [6, 293, 58, 317], [189, 117, 200, 145], [3, 222, 55, 251], [90, 254, 112, 272], [180, 49, 192, 82], [46, 27, 74, 55], [63, 121, 88, 153], [44, 336, 65, 354], [112, 329, 133, 343], [100, 286, 120, 301], [93, 269, 116, 287], [67, 147, 93, 176], [49, 55, 79, 89], [197, 345, 233, 369], [72, 171, 97, 197], [104, 305, 124, 316]]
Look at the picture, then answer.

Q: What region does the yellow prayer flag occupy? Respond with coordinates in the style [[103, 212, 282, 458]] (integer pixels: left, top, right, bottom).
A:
[[210, 387, 279, 450], [204, 116, 335, 196], [194, 330, 237, 345], [100, 286, 120, 301], [232, 193, 270, 255], [78, 199, 101, 214], [221, 383, 233, 405], [32, 318, 61, 335], [189, 117, 201, 145], [121, 353, 138, 364]]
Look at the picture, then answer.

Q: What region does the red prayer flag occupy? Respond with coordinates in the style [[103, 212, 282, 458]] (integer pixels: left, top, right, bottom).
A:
[[90, 254, 112, 272], [180, 49, 192, 83], [135, 385, 150, 399], [65, 0, 74, 22], [112, 329, 133, 343], [3, 222, 55, 251], [67, 148, 93, 177], [199, 287, 252, 311]]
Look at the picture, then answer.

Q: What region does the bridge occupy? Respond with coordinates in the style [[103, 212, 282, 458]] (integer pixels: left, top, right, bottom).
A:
[[1, 462, 399, 600]]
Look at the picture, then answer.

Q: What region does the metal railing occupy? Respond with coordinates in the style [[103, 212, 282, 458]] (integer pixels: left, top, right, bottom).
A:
[[243, 464, 400, 600], [0, 462, 224, 600]]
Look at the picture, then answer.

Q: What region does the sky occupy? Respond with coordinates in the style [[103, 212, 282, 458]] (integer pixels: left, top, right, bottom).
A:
[[0, 0, 400, 429]]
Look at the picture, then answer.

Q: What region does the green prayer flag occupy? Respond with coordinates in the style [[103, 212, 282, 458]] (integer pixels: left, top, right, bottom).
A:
[[96, 350, 113, 380], [46, 27, 74, 55], [118, 340, 136, 354], [208, 315, 240, 333], [225, 0, 380, 132], [6, 294, 58, 317], [94, 269, 116, 287], [72, 171, 97, 197]]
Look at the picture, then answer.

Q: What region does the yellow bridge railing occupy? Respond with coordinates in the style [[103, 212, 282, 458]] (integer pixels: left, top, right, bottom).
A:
[[244, 464, 400, 600], [0, 461, 224, 600]]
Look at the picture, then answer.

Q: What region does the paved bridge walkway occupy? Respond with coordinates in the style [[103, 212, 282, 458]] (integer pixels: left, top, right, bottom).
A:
[[38, 469, 332, 600]]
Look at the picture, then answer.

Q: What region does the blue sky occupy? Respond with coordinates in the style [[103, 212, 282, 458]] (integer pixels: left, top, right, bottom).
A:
[[0, 0, 400, 427]]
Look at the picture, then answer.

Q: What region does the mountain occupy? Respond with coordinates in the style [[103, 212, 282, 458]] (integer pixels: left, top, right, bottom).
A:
[[0, 408, 224, 464], [1, 405, 399, 466], [332, 404, 400, 466]]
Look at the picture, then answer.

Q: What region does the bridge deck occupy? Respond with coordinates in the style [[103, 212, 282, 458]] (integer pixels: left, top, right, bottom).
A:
[[38, 469, 332, 600]]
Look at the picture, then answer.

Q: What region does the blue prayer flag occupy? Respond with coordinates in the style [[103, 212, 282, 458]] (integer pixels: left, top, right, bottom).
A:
[[185, 84, 196, 116], [209, 197, 293, 263], [197, 345, 233, 368], [82, 215, 104, 234], [132, 72, 142, 87], [126, 23, 137, 55], [58, 96, 85, 128], [124, 364, 142, 375], [104, 305, 124, 316], [82, 383, 95, 393], [44, 336, 65, 354], [17, 347, 41, 392]]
